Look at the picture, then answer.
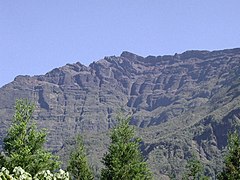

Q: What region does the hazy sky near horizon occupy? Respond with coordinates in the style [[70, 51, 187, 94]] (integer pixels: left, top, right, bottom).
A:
[[1, 0, 240, 87]]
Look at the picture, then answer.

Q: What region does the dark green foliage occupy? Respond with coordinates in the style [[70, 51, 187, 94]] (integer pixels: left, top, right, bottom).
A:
[[101, 116, 152, 180], [218, 130, 240, 180], [0, 153, 6, 168], [67, 135, 94, 180], [0, 99, 60, 175], [183, 154, 209, 180]]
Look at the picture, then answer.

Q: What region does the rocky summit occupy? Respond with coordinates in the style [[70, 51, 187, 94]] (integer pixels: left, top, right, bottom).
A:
[[0, 48, 240, 178]]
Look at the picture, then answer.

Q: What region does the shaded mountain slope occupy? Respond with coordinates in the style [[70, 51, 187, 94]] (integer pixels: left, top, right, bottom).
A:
[[0, 48, 240, 178]]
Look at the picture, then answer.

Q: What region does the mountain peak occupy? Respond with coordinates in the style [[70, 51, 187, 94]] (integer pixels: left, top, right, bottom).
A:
[[0, 48, 240, 179], [120, 51, 143, 60]]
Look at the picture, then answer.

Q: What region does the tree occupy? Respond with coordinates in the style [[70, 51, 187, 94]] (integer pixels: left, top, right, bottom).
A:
[[0, 99, 60, 176], [101, 116, 152, 180], [183, 153, 209, 180], [67, 135, 94, 180], [218, 130, 240, 180]]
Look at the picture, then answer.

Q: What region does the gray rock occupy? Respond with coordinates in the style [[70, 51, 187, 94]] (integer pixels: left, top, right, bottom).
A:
[[0, 48, 240, 178]]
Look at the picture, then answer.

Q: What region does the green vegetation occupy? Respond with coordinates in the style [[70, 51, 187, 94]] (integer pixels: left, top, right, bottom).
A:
[[183, 154, 209, 180], [0, 100, 153, 179], [218, 130, 240, 180], [101, 115, 152, 180], [181, 129, 240, 180], [67, 135, 94, 180], [0, 99, 60, 175], [1, 99, 240, 179]]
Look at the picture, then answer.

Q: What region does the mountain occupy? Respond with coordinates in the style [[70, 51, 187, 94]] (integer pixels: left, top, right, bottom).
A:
[[0, 48, 240, 179]]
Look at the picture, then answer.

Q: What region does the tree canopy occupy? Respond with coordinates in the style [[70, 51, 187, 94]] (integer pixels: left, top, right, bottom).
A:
[[0, 99, 60, 176], [67, 135, 94, 180], [101, 116, 152, 180], [218, 130, 240, 179]]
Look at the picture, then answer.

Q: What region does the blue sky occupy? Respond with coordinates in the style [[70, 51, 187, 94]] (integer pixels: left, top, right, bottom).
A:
[[0, 0, 240, 87]]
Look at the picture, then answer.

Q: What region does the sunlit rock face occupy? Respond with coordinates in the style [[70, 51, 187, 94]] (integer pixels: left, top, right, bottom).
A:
[[0, 48, 240, 178]]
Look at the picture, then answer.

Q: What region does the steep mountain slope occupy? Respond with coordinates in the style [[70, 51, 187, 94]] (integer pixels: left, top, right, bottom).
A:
[[0, 48, 240, 178]]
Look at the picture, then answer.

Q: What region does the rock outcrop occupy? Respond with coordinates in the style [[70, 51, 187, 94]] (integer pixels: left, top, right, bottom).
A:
[[0, 48, 240, 178]]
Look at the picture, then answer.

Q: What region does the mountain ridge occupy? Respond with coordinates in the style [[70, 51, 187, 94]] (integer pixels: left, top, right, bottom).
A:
[[0, 48, 240, 178]]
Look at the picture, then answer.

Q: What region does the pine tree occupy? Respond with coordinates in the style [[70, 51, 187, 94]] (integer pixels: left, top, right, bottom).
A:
[[67, 135, 94, 180], [1, 99, 60, 175], [101, 116, 152, 180], [218, 130, 240, 180], [183, 154, 209, 180]]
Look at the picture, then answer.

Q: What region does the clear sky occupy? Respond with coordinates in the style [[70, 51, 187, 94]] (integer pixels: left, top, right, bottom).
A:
[[0, 0, 240, 87]]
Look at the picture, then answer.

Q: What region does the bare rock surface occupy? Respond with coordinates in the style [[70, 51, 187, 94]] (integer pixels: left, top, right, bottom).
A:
[[0, 48, 240, 178]]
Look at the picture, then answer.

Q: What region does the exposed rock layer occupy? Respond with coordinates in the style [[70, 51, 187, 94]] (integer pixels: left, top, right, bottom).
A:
[[0, 48, 240, 178]]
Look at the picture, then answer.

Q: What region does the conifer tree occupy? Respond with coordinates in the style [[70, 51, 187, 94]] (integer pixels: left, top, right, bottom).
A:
[[218, 130, 240, 180], [67, 135, 94, 180], [183, 154, 209, 180], [0, 99, 60, 175], [101, 116, 152, 180]]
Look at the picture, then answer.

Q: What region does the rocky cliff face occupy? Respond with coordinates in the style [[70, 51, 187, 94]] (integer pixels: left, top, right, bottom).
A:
[[0, 48, 240, 178]]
